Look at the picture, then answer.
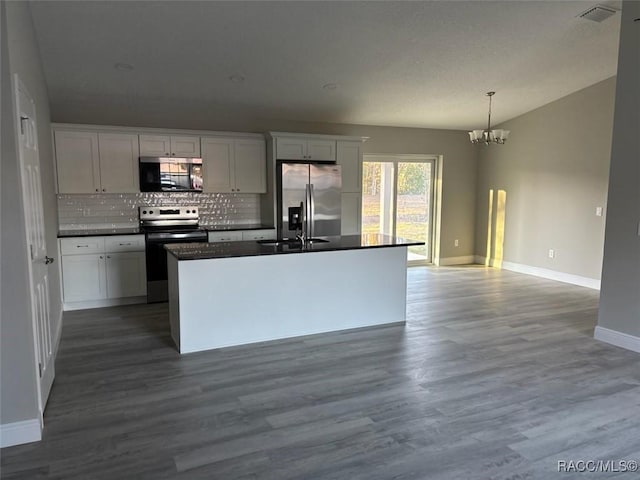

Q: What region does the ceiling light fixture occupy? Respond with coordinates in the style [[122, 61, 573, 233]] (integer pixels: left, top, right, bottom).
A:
[[468, 92, 510, 145]]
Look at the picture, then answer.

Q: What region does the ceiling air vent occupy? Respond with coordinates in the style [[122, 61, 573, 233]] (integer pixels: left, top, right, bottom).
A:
[[577, 4, 618, 22]]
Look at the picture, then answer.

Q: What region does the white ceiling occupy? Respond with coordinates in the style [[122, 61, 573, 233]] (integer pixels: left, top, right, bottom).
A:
[[28, 0, 622, 130]]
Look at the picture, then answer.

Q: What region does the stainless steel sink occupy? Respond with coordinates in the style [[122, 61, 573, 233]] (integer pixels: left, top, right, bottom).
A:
[[306, 238, 330, 244], [256, 239, 301, 247], [256, 238, 330, 247]]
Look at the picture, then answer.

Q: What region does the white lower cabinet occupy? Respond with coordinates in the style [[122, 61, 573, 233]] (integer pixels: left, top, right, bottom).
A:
[[60, 235, 146, 309], [241, 229, 276, 241], [207, 231, 243, 243], [208, 229, 276, 243], [105, 252, 147, 298], [61, 253, 107, 303]]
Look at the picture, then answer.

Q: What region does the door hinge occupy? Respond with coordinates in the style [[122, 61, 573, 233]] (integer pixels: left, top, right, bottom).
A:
[[30, 244, 34, 260], [39, 362, 42, 378], [20, 116, 28, 135]]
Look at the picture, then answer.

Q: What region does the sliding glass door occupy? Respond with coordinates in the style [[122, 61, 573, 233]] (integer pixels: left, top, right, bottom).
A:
[[362, 155, 436, 264]]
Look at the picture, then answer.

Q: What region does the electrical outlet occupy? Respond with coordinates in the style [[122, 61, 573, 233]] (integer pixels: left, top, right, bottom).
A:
[[548, 249, 555, 259], [454, 239, 459, 247], [596, 206, 603, 217]]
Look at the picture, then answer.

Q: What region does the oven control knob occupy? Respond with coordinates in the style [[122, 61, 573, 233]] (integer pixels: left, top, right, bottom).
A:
[[142, 210, 147, 214], [149, 210, 154, 214], [186, 210, 190, 213]]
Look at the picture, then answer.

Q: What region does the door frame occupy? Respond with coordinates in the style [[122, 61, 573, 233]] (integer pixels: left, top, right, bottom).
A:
[[363, 154, 440, 265]]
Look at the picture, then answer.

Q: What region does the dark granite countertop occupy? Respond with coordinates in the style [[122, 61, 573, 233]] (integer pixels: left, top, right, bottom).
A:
[[58, 227, 142, 238], [202, 224, 274, 232], [58, 224, 274, 238], [165, 234, 423, 261]]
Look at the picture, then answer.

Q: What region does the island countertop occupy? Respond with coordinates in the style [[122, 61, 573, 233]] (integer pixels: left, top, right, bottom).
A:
[[165, 234, 423, 260]]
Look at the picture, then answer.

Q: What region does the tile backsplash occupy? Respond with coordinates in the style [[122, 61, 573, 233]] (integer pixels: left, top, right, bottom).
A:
[[58, 193, 262, 230]]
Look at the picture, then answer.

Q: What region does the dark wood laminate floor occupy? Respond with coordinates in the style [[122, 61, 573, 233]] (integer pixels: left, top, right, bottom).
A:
[[3, 266, 640, 480]]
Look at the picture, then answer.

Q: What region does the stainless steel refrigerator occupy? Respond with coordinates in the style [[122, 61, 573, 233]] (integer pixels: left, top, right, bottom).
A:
[[277, 162, 342, 238]]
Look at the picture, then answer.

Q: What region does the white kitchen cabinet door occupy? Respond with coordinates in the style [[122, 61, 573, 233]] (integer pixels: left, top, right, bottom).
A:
[[60, 236, 105, 255], [307, 139, 336, 161], [139, 135, 171, 156], [234, 139, 266, 193], [104, 235, 145, 253], [170, 136, 201, 157], [341, 192, 362, 235], [337, 141, 362, 193], [276, 138, 336, 161], [202, 137, 234, 193], [105, 252, 147, 298], [276, 138, 307, 160], [208, 231, 243, 242], [241, 229, 276, 241], [98, 133, 140, 193], [54, 131, 101, 194], [61, 254, 107, 302]]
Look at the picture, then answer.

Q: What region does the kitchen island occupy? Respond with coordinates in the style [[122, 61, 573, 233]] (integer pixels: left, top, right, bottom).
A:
[[166, 234, 422, 354]]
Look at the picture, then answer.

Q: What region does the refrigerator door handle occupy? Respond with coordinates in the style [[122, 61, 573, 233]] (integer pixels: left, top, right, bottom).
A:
[[304, 184, 310, 238], [308, 184, 315, 239]]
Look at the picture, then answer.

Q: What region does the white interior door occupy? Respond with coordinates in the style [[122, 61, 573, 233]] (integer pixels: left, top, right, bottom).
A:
[[15, 75, 55, 416]]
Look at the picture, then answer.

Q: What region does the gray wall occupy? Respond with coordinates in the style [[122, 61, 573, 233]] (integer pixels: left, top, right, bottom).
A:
[[1, 0, 60, 425], [597, 1, 640, 337], [474, 77, 616, 280]]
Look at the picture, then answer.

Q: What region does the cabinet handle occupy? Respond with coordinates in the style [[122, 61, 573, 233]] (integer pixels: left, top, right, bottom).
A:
[[236, 188, 240, 192], [100, 255, 104, 259], [77, 245, 89, 248], [165, 152, 169, 156], [107, 255, 111, 259], [171, 152, 175, 156], [95, 188, 99, 192], [119, 243, 132, 246], [102, 188, 106, 192]]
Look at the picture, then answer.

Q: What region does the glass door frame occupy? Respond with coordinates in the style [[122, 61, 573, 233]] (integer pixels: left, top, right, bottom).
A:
[[363, 154, 439, 266]]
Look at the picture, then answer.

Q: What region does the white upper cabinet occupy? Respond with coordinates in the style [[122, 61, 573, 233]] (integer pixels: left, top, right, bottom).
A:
[[139, 134, 200, 157], [98, 133, 139, 193], [276, 138, 336, 161], [234, 139, 266, 193], [55, 131, 139, 194], [337, 141, 362, 193], [138, 135, 170, 156], [202, 137, 266, 193], [201, 138, 234, 192], [306, 139, 336, 161], [55, 131, 101, 194]]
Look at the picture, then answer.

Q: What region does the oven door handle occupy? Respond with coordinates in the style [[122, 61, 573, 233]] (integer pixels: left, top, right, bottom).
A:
[[146, 232, 207, 242]]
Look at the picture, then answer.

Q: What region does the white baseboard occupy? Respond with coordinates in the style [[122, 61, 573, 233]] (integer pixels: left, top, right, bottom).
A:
[[594, 326, 640, 353], [475, 256, 600, 290], [437, 255, 476, 266], [63, 295, 147, 311], [0, 418, 42, 448]]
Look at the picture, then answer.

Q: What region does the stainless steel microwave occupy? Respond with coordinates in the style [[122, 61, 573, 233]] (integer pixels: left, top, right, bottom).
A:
[[139, 156, 203, 192]]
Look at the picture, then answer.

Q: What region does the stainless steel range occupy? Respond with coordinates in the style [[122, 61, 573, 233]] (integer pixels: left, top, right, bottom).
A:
[[140, 206, 207, 303]]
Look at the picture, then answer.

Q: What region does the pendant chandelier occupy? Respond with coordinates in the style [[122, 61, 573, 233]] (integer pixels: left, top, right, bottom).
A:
[[468, 91, 510, 145]]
